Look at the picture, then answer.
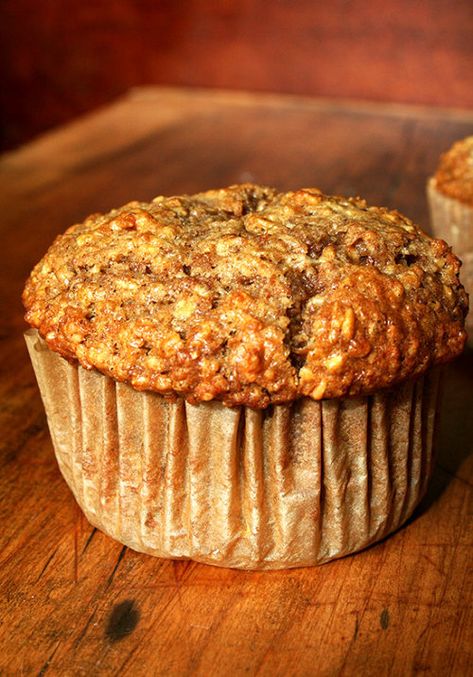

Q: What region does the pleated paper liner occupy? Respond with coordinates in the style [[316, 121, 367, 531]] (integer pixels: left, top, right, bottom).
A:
[[427, 178, 473, 345], [25, 329, 441, 570]]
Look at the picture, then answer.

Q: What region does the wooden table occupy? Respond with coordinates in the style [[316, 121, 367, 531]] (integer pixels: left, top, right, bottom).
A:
[[1, 87, 472, 676]]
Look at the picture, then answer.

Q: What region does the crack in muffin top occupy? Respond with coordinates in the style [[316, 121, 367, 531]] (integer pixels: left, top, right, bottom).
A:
[[434, 136, 473, 206], [23, 184, 467, 407]]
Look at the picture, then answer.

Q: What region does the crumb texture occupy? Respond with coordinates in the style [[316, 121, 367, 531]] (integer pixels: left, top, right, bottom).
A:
[[434, 136, 473, 206], [23, 184, 467, 407]]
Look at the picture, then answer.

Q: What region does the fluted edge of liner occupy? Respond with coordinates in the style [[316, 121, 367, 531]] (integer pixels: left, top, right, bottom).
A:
[[25, 329, 441, 570]]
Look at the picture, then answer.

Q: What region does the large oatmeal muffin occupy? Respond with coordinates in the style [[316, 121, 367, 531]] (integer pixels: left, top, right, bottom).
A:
[[23, 184, 467, 569], [427, 136, 473, 345]]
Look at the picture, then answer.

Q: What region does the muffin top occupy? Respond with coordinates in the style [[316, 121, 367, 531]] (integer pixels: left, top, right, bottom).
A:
[[433, 136, 473, 206], [23, 184, 467, 408]]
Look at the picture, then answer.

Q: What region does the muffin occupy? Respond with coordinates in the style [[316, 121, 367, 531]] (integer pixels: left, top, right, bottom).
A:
[[23, 184, 467, 569], [427, 136, 473, 344]]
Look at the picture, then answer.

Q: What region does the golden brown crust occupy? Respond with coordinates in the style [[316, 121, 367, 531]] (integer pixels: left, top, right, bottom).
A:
[[434, 136, 473, 206], [23, 184, 467, 407]]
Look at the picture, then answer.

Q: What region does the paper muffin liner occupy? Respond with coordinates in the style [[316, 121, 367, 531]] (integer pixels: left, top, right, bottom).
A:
[[427, 178, 473, 345], [25, 329, 441, 570]]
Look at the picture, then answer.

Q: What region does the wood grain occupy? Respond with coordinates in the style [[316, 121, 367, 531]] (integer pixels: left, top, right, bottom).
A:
[[0, 87, 472, 675], [2, 0, 473, 149]]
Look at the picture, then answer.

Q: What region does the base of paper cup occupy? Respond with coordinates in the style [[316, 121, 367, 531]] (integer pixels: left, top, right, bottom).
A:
[[427, 179, 473, 345], [25, 330, 441, 570]]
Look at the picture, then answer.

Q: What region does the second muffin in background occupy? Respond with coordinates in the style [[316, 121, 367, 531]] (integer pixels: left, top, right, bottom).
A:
[[428, 136, 473, 344]]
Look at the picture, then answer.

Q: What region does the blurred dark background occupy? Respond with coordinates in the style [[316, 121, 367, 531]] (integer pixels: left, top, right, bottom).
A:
[[2, 0, 473, 152]]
